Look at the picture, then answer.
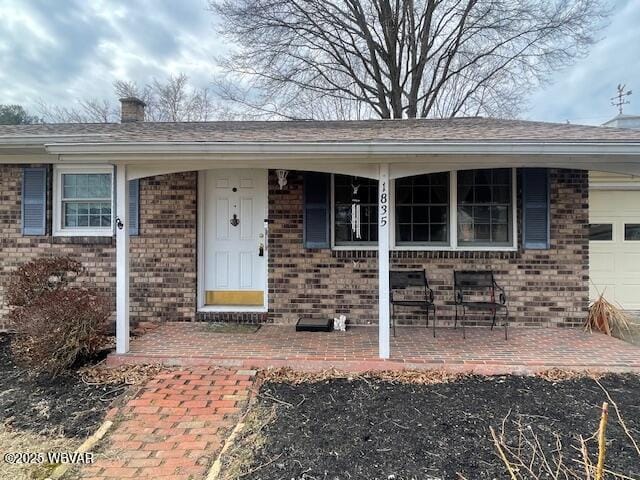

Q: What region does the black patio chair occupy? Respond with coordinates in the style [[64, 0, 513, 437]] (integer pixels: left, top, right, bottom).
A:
[[390, 269, 437, 337], [454, 270, 509, 340]]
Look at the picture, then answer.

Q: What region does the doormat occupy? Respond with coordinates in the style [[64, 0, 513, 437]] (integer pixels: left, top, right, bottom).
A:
[[296, 317, 334, 332]]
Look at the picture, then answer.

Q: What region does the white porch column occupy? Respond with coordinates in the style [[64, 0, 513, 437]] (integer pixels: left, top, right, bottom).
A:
[[115, 164, 130, 354], [378, 163, 390, 359]]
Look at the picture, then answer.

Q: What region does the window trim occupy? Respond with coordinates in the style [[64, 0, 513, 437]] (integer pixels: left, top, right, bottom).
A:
[[52, 165, 115, 237], [330, 169, 518, 251]]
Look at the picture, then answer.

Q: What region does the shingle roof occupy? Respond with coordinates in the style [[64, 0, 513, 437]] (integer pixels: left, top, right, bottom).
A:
[[2, 117, 640, 144]]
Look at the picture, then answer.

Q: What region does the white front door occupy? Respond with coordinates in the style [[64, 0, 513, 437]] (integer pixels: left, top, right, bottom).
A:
[[204, 169, 268, 307]]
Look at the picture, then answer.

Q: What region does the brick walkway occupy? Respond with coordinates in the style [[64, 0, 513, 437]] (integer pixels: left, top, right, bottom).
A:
[[79, 368, 256, 480], [108, 323, 640, 374]]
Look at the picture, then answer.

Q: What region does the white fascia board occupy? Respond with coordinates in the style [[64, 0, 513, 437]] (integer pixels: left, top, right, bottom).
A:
[[43, 141, 640, 157]]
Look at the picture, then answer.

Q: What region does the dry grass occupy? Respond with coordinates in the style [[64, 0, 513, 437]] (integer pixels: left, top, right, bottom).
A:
[[0, 426, 79, 480], [262, 366, 469, 385], [217, 404, 278, 480], [586, 294, 632, 337], [78, 363, 166, 386], [536, 368, 604, 382]]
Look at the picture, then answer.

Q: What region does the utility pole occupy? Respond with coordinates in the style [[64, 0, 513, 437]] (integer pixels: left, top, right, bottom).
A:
[[611, 84, 632, 115]]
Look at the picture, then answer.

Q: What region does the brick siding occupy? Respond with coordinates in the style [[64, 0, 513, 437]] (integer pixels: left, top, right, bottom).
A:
[[0, 166, 196, 330], [1, 166, 588, 330], [268, 169, 589, 327]]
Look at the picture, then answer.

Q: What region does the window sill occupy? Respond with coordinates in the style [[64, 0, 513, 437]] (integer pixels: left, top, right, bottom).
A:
[[52, 229, 114, 237], [331, 245, 518, 252]]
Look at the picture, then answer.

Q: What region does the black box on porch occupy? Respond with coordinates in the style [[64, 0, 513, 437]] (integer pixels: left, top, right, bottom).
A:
[[296, 317, 334, 332]]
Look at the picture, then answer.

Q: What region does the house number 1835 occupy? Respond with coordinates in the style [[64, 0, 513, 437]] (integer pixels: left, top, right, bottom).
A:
[[380, 181, 388, 227]]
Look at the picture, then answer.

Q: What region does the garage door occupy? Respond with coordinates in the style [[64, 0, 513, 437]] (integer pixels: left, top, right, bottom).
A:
[[589, 189, 640, 309]]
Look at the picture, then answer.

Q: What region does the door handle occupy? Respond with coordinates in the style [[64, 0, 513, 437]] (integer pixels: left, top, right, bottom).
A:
[[258, 243, 264, 257]]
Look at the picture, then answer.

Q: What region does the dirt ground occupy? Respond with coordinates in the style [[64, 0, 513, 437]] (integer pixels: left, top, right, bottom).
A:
[[0, 334, 129, 479], [0, 334, 124, 438], [236, 374, 640, 479]]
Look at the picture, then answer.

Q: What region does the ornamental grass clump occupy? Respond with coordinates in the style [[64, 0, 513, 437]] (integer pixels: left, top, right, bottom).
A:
[[586, 293, 631, 337], [7, 256, 110, 376]]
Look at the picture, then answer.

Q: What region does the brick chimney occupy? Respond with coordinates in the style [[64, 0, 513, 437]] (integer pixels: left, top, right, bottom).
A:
[[119, 97, 146, 123]]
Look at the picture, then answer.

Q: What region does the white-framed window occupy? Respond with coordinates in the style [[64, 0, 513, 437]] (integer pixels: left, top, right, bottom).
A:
[[456, 168, 513, 247], [330, 168, 517, 251], [53, 165, 114, 236], [395, 172, 449, 246], [332, 174, 379, 246]]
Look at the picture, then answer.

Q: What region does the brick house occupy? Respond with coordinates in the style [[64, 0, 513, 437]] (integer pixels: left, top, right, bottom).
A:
[[2, 97, 640, 358]]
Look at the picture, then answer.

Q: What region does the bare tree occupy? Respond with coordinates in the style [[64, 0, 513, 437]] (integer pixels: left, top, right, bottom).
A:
[[39, 74, 225, 123], [37, 98, 118, 123], [210, 0, 609, 120]]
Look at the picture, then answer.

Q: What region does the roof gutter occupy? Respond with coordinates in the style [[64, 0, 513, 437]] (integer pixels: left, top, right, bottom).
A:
[[44, 141, 640, 157]]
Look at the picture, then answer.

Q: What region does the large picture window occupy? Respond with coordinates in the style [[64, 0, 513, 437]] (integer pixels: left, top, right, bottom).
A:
[[53, 166, 113, 236], [333, 175, 378, 245], [395, 173, 449, 245], [457, 169, 512, 246], [329, 168, 515, 249]]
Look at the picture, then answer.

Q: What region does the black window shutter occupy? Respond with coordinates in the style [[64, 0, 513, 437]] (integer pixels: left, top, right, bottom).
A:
[[522, 168, 550, 249], [22, 167, 47, 236], [303, 172, 330, 248], [129, 179, 140, 236]]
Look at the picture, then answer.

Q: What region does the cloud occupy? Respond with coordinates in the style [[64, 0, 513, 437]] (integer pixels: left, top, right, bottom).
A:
[[0, 0, 637, 124], [0, 0, 223, 113], [526, 0, 640, 125]]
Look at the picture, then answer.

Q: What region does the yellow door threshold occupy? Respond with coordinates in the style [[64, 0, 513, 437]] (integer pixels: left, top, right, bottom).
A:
[[205, 290, 264, 306]]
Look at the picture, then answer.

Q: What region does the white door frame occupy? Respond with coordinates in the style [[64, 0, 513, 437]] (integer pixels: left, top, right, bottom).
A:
[[197, 169, 269, 313]]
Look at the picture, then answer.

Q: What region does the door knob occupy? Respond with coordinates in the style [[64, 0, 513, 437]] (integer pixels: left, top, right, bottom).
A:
[[258, 243, 264, 257]]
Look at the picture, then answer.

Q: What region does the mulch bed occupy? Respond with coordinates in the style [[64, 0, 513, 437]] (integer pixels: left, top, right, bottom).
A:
[[0, 334, 127, 438], [245, 374, 640, 479]]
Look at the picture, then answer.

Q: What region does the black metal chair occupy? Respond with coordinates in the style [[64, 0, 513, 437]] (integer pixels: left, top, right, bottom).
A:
[[454, 270, 509, 340], [390, 269, 437, 337]]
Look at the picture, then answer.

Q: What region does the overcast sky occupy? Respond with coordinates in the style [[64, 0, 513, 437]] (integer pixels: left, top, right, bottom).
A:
[[0, 0, 638, 125]]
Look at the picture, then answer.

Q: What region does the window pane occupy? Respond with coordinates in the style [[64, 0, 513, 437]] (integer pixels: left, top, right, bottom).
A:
[[334, 175, 378, 245], [625, 224, 640, 241], [394, 172, 450, 245], [457, 169, 512, 246], [62, 173, 111, 200], [63, 200, 111, 229], [430, 206, 447, 224], [430, 224, 447, 242], [492, 224, 509, 243], [397, 206, 411, 223], [396, 186, 412, 203], [413, 225, 429, 242], [334, 224, 351, 243], [397, 224, 411, 242], [369, 224, 378, 241], [412, 206, 428, 223], [458, 206, 473, 224], [474, 186, 491, 203], [589, 224, 613, 241], [430, 187, 448, 203], [474, 206, 490, 223]]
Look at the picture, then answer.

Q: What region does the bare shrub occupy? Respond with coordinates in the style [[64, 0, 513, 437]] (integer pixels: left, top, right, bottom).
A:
[[6, 256, 81, 308], [7, 257, 110, 376]]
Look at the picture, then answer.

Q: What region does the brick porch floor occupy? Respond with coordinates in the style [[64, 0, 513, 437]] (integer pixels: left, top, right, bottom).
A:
[[108, 323, 640, 374]]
